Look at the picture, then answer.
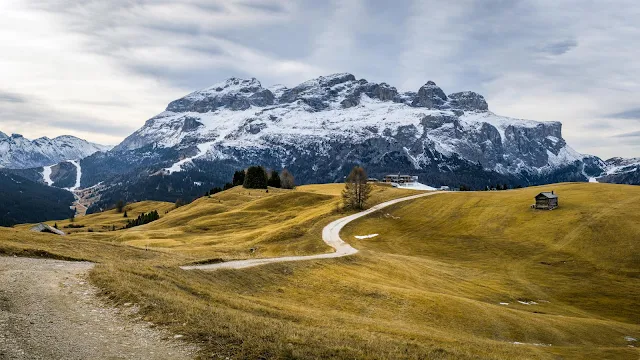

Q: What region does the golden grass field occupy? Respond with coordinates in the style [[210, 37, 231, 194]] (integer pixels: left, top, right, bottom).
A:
[[1, 182, 639, 359]]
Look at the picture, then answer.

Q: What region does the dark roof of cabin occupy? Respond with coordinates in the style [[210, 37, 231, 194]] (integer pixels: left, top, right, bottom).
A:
[[536, 192, 558, 199]]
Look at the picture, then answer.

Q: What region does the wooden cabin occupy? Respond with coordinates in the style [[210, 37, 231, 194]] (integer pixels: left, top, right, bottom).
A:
[[534, 191, 558, 210], [30, 223, 66, 236]]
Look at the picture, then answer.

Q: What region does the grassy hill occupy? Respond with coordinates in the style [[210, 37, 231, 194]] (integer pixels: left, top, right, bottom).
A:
[[55, 184, 420, 260], [28, 200, 176, 234], [1, 182, 638, 359]]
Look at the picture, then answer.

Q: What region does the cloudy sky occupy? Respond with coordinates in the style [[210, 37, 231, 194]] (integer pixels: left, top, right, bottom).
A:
[[1, 0, 639, 159]]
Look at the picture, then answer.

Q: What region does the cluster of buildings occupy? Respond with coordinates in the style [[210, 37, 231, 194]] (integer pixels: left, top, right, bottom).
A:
[[382, 174, 419, 184]]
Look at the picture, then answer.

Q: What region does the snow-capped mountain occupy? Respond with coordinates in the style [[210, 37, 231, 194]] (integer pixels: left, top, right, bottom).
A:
[[597, 157, 640, 184], [114, 73, 600, 179], [78, 73, 611, 211], [0, 132, 111, 169]]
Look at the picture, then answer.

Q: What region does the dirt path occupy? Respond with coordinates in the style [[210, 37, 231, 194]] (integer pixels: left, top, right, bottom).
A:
[[0, 257, 197, 360], [182, 191, 440, 271]]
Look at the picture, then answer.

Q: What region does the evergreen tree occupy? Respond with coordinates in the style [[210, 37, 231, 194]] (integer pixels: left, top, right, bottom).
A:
[[342, 166, 372, 210], [267, 170, 282, 188], [232, 170, 246, 186], [280, 169, 295, 189], [115, 200, 125, 213], [223, 182, 234, 190], [54, 223, 58, 229], [123, 211, 128, 218], [243, 166, 268, 189], [207, 186, 224, 196], [124, 210, 160, 229]]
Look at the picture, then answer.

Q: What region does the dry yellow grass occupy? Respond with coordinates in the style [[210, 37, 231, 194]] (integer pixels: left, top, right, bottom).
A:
[[1, 182, 638, 359], [75, 184, 421, 261]]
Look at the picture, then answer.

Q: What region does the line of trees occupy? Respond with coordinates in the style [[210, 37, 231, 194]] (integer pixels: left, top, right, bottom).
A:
[[125, 210, 160, 229], [204, 167, 296, 196]]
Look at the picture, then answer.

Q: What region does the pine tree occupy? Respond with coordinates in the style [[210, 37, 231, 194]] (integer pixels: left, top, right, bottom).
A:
[[232, 170, 246, 186], [243, 166, 268, 189], [342, 166, 372, 210], [123, 211, 128, 218], [267, 170, 282, 188], [115, 200, 125, 213], [281, 169, 295, 189]]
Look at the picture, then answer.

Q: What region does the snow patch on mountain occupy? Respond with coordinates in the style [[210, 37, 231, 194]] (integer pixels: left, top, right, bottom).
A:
[[42, 165, 54, 186], [165, 141, 216, 174], [603, 157, 640, 175], [65, 160, 82, 191]]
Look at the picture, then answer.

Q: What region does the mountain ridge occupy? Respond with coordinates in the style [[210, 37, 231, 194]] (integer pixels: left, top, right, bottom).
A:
[[113, 73, 598, 177], [0, 132, 112, 169]]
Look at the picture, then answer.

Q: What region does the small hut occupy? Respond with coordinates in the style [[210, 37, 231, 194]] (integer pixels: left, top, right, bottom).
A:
[[533, 191, 558, 210], [30, 223, 66, 236]]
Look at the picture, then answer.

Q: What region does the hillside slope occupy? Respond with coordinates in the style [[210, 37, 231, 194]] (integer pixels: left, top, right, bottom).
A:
[[0, 171, 75, 226], [1, 183, 638, 358]]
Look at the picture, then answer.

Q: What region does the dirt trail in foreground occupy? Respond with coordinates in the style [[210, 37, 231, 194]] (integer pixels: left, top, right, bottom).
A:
[[0, 257, 196, 360]]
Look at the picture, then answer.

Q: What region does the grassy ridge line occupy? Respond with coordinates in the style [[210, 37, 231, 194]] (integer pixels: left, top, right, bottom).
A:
[[181, 191, 439, 270]]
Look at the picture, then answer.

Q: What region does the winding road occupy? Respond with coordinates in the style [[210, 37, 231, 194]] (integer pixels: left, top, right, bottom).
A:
[[181, 191, 439, 271]]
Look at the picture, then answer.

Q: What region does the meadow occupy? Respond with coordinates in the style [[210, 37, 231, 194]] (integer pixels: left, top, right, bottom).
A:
[[1, 182, 638, 359]]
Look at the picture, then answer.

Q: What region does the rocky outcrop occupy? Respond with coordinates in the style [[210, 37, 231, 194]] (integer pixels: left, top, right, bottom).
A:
[[411, 81, 448, 108], [448, 91, 489, 111]]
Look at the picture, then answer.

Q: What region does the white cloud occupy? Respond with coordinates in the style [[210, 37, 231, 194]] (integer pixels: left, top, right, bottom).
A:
[[0, 0, 638, 159]]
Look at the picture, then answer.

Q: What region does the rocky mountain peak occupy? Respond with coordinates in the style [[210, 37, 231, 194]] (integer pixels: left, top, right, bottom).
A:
[[166, 77, 272, 113], [0, 131, 7, 140], [411, 81, 448, 108]]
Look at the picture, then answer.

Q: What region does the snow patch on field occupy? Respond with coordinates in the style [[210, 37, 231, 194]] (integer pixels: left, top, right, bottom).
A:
[[354, 234, 379, 239], [513, 342, 551, 347], [517, 300, 538, 305], [396, 182, 437, 191]]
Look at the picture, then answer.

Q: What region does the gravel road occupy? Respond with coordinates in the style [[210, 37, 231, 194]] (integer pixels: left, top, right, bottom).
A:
[[0, 257, 197, 360]]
